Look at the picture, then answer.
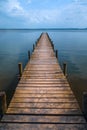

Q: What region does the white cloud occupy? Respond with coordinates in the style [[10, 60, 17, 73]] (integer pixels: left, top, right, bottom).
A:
[[73, 0, 87, 5], [0, 0, 25, 16], [26, 9, 60, 24], [60, 2, 87, 27], [9, 0, 25, 16]]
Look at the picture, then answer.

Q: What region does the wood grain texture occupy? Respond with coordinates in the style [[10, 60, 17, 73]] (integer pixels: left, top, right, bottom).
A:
[[0, 33, 86, 130]]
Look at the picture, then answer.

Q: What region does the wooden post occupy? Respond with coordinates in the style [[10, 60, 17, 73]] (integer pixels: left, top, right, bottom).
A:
[[63, 62, 67, 76], [28, 50, 30, 60], [82, 92, 87, 120], [51, 43, 54, 50], [55, 50, 58, 58], [0, 91, 7, 116], [18, 63, 23, 77]]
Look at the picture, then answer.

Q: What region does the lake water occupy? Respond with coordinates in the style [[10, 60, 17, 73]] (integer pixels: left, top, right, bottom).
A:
[[0, 29, 87, 108]]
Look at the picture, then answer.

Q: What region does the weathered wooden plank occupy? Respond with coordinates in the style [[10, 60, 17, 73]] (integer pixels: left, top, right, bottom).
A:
[[0, 123, 87, 130], [22, 75, 63, 80], [8, 102, 80, 109], [19, 78, 67, 81], [16, 87, 71, 90], [19, 81, 69, 84], [22, 73, 59, 76], [17, 84, 69, 87], [2, 115, 86, 123], [6, 108, 82, 114], [10, 97, 77, 103], [14, 90, 73, 94], [13, 93, 75, 98]]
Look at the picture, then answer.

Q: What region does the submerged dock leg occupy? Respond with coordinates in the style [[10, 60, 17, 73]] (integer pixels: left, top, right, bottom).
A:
[[63, 62, 67, 76], [82, 92, 87, 120], [18, 63, 23, 77], [55, 50, 58, 58], [0, 91, 7, 117], [28, 50, 30, 60]]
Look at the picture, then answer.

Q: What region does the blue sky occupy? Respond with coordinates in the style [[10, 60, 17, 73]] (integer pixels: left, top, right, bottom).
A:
[[0, 0, 87, 28]]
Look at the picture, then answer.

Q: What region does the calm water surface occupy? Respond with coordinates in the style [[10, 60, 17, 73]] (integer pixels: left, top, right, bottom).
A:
[[0, 29, 87, 108]]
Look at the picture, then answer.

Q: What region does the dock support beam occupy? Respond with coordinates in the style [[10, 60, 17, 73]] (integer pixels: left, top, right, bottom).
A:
[[63, 62, 67, 76], [0, 91, 7, 117], [51, 42, 54, 50], [18, 63, 23, 78], [28, 50, 30, 60], [55, 50, 58, 58], [82, 92, 87, 120]]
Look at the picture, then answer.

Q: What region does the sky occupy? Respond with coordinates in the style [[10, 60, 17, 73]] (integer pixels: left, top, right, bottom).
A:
[[0, 0, 87, 28]]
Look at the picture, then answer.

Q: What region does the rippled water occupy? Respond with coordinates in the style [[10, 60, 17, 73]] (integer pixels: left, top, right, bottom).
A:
[[0, 29, 87, 107]]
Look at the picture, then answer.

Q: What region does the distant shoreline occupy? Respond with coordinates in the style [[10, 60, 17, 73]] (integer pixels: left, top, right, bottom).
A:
[[0, 28, 87, 30]]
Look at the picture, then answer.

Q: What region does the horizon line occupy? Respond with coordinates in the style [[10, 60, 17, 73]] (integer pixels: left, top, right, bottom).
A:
[[0, 28, 87, 30]]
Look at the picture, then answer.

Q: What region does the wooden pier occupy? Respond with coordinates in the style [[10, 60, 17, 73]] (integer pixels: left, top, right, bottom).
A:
[[0, 33, 87, 129]]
